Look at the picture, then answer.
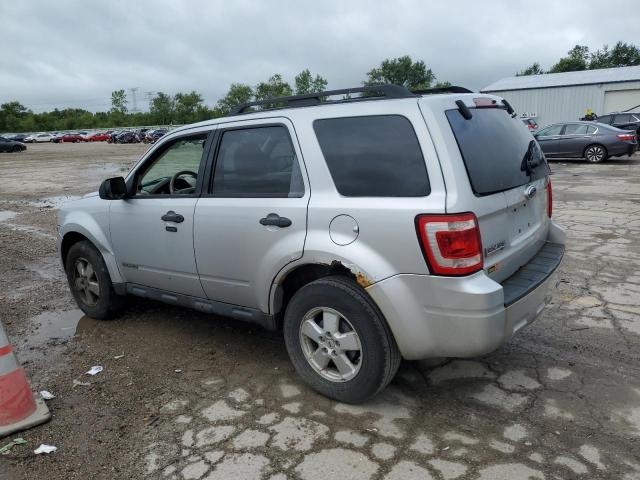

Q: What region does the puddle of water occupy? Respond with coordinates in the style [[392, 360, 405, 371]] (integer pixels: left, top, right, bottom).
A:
[[0, 210, 17, 222], [28, 309, 85, 344], [31, 195, 81, 209]]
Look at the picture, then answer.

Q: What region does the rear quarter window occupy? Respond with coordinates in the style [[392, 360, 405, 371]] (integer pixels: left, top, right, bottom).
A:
[[313, 115, 430, 197]]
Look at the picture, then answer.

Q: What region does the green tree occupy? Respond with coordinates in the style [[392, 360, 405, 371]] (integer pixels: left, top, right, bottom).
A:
[[150, 92, 175, 124], [254, 74, 293, 101], [516, 62, 545, 76], [590, 42, 640, 69], [365, 55, 435, 90], [0, 101, 29, 131], [174, 91, 205, 124], [549, 45, 589, 73], [216, 83, 253, 115], [294, 69, 328, 94], [110, 89, 128, 113]]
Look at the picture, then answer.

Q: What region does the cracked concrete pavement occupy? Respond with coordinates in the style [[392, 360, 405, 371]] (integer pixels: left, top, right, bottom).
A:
[[0, 143, 639, 479]]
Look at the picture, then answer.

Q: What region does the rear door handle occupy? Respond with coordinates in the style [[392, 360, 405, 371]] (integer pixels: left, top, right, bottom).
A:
[[260, 213, 292, 228], [161, 210, 184, 223]]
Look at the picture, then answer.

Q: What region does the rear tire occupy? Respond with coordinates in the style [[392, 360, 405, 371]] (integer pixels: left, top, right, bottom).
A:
[[584, 144, 607, 163], [283, 276, 401, 403], [65, 240, 126, 319]]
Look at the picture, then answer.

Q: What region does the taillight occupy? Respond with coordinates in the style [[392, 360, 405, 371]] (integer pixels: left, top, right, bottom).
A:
[[617, 133, 635, 142], [415, 213, 483, 276], [546, 178, 552, 218]]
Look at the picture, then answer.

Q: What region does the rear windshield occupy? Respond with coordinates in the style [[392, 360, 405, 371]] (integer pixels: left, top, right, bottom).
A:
[[446, 108, 548, 196]]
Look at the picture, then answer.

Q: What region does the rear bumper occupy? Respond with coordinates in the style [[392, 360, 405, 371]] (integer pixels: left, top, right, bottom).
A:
[[367, 221, 565, 360]]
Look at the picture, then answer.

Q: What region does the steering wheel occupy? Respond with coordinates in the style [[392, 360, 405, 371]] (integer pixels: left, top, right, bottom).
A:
[[169, 170, 198, 194]]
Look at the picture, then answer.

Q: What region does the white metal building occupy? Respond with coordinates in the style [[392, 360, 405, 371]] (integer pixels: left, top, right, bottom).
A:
[[481, 65, 640, 127]]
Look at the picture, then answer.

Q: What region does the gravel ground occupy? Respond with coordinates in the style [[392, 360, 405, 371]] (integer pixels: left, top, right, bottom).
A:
[[0, 142, 639, 480]]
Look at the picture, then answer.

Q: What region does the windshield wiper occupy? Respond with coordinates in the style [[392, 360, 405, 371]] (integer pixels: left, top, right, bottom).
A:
[[520, 140, 542, 177]]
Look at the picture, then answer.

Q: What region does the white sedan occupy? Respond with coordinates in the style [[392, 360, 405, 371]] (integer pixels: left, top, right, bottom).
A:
[[24, 133, 55, 143]]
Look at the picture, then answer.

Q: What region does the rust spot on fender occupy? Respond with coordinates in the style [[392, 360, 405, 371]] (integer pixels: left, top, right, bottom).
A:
[[355, 272, 372, 288]]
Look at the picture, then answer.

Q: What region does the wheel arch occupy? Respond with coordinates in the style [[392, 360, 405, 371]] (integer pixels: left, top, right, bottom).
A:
[[270, 259, 376, 318]]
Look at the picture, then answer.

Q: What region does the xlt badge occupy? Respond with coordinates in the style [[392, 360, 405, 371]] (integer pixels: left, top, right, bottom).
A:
[[484, 240, 505, 257]]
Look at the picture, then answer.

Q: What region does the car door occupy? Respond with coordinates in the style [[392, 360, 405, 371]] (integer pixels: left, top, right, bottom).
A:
[[193, 119, 309, 312], [109, 127, 215, 297], [535, 124, 564, 156], [556, 123, 591, 156], [0, 137, 8, 152]]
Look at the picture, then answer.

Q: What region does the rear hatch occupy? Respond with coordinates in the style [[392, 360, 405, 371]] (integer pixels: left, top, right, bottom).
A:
[[441, 98, 551, 283]]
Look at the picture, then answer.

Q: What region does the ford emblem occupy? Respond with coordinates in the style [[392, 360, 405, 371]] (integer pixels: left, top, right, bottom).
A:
[[525, 185, 537, 199]]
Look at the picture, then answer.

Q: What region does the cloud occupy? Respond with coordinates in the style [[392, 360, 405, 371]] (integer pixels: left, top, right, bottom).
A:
[[0, 0, 637, 111]]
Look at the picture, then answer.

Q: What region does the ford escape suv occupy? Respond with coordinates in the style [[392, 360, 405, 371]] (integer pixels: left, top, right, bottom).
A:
[[58, 85, 565, 403]]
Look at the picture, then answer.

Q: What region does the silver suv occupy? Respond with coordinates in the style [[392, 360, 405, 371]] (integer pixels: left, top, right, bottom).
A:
[[58, 85, 565, 403]]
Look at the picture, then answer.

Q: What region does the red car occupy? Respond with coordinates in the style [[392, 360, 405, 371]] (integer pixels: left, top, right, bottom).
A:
[[86, 132, 110, 142], [60, 133, 86, 143]]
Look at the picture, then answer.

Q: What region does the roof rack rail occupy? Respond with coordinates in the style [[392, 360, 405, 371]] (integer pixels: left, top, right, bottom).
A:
[[411, 86, 473, 94], [227, 84, 415, 116]]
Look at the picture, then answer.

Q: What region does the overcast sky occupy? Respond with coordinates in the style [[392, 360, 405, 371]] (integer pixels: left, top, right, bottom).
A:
[[1, 1, 638, 112]]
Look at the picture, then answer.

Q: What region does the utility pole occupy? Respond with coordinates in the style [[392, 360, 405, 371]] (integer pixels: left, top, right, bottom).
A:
[[128, 87, 139, 113]]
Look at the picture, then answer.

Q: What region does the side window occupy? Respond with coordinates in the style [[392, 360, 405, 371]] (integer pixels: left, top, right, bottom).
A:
[[538, 124, 563, 137], [614, 114, 631, 123], [563, 124, 589, 135], [137, 133, 208, 195], [598, 115, 612, 124], [586, 126, 597, 134], [211, 126, 304, 198], [313, 115, 430, 197]]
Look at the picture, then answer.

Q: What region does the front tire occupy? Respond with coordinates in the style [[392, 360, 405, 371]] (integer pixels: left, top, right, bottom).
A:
[[65, 240, 125, 319], [584, 144, 607, 163], [283, 276, 400, 403]]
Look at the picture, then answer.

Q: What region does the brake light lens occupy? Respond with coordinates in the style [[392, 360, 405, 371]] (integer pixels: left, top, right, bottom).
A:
[[546, 178, 552, 218], [415, 213, 483, 276], [617, 133, 636, 142]]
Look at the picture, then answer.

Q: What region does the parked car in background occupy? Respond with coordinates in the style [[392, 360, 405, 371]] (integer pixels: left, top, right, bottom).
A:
[[0, 136, 27, 152], [60, 133, 87, 143], [8, 133, 29, 143], [144, 129, 168, 143], [522, 118, 538, 131], [86, 132, 111, 142], [596, 112, 640, 137], [535, 121, 637, 162], [24, 133, 55, 143]]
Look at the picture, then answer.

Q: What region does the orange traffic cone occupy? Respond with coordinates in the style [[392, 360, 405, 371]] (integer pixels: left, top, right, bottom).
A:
[[0, 321, 51, 437]]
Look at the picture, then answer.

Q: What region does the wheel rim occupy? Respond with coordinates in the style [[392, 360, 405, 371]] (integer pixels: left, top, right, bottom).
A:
[[299, 307, 363, 382], [73, 257, 100, 306], [586, 146, 604, 162]]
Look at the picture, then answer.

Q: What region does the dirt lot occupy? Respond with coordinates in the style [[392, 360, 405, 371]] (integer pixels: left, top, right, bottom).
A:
[[1, 142, 639, 480]]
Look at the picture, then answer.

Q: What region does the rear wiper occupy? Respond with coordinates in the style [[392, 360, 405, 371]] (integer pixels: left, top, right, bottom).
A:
[[520, 140, 537, 176]]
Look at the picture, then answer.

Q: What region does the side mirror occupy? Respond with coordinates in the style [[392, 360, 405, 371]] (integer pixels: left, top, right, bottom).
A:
[[99, 176, 129, 200]]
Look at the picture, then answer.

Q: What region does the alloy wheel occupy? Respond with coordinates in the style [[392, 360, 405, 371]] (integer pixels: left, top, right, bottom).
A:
[[299, 307, 363, 382], [73, 257, 100, 306], [586, 145, 605, 162]]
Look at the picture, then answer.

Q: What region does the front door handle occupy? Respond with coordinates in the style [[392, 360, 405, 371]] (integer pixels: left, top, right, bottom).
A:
[[260, 213, 292, 228], [161, 210, 184, 223]]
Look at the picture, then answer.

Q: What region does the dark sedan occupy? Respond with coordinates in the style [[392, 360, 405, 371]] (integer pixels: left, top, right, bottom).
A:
[[0, 136, 27, 153], [535, 121, 637, 163]]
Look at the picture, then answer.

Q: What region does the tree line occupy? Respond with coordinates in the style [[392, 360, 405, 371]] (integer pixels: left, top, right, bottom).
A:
[[1, 56, 449, 133], [517, 41, 640, 76]]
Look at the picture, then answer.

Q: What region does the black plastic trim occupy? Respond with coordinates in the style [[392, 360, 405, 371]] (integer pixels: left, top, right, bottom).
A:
[[125, 283, 277, 330], [502, 242, 564, 306], [228, 84, 416, 115]]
